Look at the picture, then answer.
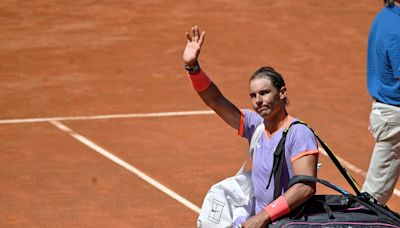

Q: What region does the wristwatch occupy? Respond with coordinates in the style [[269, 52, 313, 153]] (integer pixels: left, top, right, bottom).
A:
[[185, 61, 201, 74]]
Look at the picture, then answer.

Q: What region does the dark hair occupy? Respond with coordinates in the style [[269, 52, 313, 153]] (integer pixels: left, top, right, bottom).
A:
[[249, 66, 286, 91], [384, 0, 395, 6]]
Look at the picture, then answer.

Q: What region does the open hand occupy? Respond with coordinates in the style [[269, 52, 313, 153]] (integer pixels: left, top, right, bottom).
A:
[[183, 25, 206, 67]]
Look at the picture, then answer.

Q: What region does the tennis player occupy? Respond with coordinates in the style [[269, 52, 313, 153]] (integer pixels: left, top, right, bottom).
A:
[[183, 26, 319, 228]]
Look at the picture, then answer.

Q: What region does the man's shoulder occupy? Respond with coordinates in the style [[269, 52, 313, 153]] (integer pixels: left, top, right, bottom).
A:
[[242, 109, 263, 122], [287, 120, 315, 138]]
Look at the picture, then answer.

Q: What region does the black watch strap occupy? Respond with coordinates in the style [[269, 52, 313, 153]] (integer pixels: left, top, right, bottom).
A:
[[185, 61, 201, 74]]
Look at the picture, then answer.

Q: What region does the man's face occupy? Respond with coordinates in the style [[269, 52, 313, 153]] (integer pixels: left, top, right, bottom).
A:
[[249, 77, 286, 119]]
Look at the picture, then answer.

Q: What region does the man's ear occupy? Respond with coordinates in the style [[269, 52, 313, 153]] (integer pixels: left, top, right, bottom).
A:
[[279, 86, 287, 100]]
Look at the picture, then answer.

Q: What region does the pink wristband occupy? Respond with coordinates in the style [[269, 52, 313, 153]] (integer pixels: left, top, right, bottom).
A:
[[188, 70, 211, 92], [264, 196, 291, 221]]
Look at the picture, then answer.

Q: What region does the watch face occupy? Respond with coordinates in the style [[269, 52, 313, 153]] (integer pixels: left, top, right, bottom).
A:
[[192, 64, 200, 71]]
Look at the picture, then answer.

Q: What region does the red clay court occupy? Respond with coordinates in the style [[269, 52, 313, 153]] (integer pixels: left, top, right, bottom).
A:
[[1, 0, 399, 227]]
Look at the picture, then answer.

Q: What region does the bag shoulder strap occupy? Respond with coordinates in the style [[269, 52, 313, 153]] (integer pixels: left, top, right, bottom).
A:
[[267, 121, 297, 199], [270, 121, 361, 199], [291, 121, 361, 195]]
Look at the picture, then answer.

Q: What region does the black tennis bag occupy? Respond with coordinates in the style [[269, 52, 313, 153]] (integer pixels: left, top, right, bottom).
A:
[[267, 121, 400, 228], [269, 176, 400, 227]]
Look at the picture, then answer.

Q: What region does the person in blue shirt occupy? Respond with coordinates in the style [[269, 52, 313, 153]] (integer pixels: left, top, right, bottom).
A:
[[363, 0, 400, 205]]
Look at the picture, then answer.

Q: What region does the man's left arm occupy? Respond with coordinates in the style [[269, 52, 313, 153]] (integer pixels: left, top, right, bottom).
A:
[[283, 154, 318, 209], [241, 154, 318, 228]]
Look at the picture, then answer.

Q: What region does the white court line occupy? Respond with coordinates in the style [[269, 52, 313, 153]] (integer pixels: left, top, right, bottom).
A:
[[50, 120, 201, 214], [318, 147, 367, 176], [0, 110, 215, 124], [318, 147, 400, 197], [4, 110, 399, 199]]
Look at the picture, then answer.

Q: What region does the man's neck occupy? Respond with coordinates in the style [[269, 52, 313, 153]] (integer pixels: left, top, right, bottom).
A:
[[264, 109, 289, 134]]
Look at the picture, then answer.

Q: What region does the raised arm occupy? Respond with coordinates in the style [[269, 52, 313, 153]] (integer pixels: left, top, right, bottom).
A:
[[183, 26, 242, 130]]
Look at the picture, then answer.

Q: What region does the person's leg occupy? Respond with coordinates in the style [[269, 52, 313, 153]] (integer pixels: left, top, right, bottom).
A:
[[363, 140, 400, 204], [362, 102, 400, 205]]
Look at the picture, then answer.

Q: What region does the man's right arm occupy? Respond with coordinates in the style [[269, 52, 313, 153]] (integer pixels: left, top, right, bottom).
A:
[[183, 26, 242, 130], [197, 79, 242, 130]]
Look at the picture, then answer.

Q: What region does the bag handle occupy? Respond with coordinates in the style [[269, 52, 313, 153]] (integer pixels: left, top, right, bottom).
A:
[[288, 175, 400, 224], [288, 175, 351, 196], [236, 122, 265, 175]]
